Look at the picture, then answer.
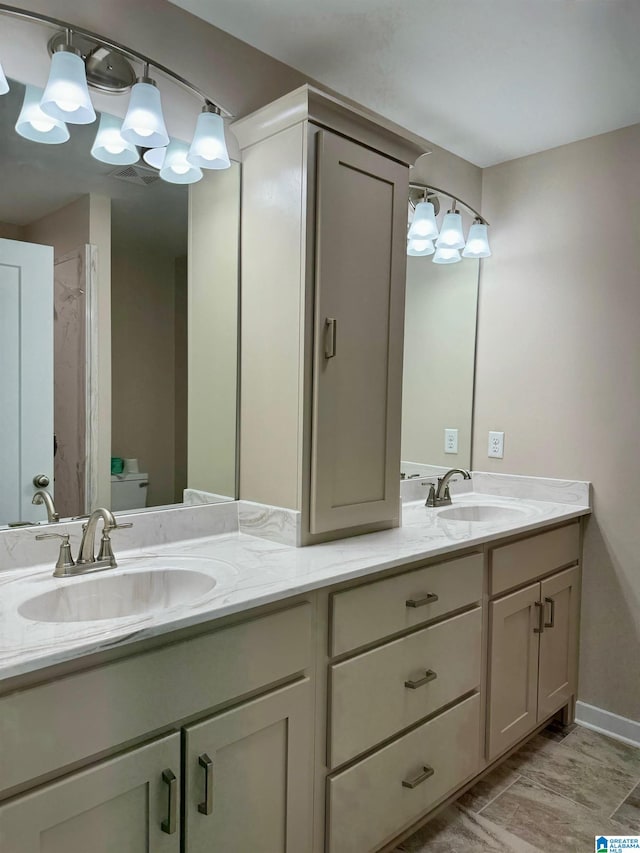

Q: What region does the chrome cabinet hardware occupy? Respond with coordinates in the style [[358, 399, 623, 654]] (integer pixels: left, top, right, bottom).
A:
[[198, 753, 214, 816], [544, 596, 555, 628], [324, 317, 337, 358], [161, 768, 177, 834], [406, 592, 439, 608], [32, 473, 50, 488], [534, 600, 545, 633], [404, 669, 438, 689], [402, 764, 435, 789], [35, 532, 75, 576]]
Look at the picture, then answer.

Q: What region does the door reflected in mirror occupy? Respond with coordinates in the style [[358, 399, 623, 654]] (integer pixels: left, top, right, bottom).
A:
[[0, 79, 240, 528]]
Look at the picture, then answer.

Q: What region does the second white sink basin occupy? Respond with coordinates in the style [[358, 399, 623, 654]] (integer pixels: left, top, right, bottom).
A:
[[437, 504, 528, 523], [19, 568, 218, 623]]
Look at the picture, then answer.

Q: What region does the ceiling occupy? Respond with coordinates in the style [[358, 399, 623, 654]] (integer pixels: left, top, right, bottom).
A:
[[170, 0, 640, 167]]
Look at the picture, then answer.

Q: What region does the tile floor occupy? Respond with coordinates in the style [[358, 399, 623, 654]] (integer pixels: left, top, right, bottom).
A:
[[394, 724, 640, 852]]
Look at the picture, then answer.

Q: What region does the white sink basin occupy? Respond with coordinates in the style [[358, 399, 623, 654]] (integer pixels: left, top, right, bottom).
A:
[[19, 568, 218, 623], [437, 504, 528, 523]]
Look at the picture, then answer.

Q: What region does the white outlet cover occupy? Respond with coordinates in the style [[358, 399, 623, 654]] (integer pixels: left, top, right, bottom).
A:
[[444, 428, 458, 454], [488, 431, 505, 458]]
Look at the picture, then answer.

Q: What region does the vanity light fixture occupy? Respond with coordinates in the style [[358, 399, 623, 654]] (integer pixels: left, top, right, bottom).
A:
[[462, 219, 492, 258], [121, 65, 170, 149], [436, 200, 466, 250], [407, 197, 439, 242], [187, 103, 230, 170], [143, 145, 167, 169], [433, 246, 462, 264], [0, 58, 9, 95], [15, 84, 70, 144], [90, 112, 139, 165], [40, 29, 96, 124], [159, 139, 202, 184], [407, 238, 435, 257]]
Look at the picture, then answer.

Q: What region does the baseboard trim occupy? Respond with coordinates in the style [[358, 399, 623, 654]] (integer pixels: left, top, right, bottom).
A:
[[575, 701, 640, 748]]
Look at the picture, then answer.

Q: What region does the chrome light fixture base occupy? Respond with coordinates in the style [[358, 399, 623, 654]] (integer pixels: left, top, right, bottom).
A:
[[48, 32, 136, 93]]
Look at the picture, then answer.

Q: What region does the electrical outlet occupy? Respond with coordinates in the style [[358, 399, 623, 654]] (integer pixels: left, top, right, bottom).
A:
[[444, 428, 458, 454], [488, 431, 505, 458]]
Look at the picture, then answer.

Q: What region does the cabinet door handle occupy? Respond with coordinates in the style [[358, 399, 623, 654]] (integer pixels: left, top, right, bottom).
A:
[[544, 596, 555, 628], [406, 593, 439, 608], [324, 317, 337, 359], [534, 600, 545, 633], [402, 764, 435, 789], [198, 753, 214, 816], [405, 669, 437, 689], [161, 768, 177, 835]]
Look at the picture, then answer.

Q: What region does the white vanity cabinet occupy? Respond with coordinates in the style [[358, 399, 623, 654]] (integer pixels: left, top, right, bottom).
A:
[[487, 523, 581, 760], [0, 602, 314, 853], [233, 85, 426, 542]]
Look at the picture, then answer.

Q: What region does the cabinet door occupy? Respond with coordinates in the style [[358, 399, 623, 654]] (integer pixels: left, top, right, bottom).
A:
[[310, 130, 408, 534], [0, 733, 180, 853], [538, 566, 580, 720], [487, 583, 541, 760], [184, 680, 312, 853]]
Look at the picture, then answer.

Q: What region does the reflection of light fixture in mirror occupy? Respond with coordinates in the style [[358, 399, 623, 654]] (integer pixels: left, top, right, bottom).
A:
[[0, 59, 8, 95], [160, 139, 202, 184], [15, 85, 70, 144], [91, 113, 139, 165], [462, 219, 492, 258], [433, 247, 462, 264], [436, 202, 466, 250], [121, 66, 169, 149], [408, 200, 439, 241], [407, 238, 435, 257], [40, 30, 96, 124], [143, 145, 167, 169], [188, 103, 230, 170]]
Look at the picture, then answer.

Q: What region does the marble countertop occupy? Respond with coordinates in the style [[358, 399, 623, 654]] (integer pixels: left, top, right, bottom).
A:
[[0, 491, 590, 682]]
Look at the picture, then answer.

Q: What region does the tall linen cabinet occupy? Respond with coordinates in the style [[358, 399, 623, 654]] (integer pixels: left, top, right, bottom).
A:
[[233, 86, 427, 542]]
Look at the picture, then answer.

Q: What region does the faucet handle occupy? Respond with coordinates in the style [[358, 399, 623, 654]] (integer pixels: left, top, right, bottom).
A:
[[96, 522, 132, 566], [108, 521, 133, 531], [35, 532, 76, 576]]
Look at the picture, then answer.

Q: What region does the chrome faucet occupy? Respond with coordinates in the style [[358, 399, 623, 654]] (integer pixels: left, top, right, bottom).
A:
[[32, 489, 59, 523], [36, 508, 133, 577], [425, 468, 471, 507]]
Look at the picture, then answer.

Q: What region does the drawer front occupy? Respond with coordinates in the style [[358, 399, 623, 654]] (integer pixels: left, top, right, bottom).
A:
[[490, 522, 580, 596], [329, 608, 482, 767], [0, 603, 311, 796], [330, 553, 483, 656], [327, 693, 481, 853]]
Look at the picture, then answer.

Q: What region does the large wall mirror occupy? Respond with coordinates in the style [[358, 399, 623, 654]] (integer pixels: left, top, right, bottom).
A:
[[0, 16, 240, 529], [402, 189, 481, 477]]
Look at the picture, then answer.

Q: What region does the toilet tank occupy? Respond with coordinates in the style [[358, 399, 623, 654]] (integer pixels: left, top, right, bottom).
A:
[[111, 472, 149, 511]]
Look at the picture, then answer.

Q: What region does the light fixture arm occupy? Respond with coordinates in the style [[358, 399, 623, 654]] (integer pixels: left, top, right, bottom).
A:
[[409, 181, 489, 226], [0, 3, 232, 117]]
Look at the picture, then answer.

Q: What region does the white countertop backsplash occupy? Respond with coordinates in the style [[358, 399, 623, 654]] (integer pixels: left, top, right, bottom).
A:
[[0, 472, 590, 681]]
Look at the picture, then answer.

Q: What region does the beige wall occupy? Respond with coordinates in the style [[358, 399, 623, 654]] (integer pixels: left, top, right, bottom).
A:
[[475, 123, 640, 721], [0, 222, 25, 240]]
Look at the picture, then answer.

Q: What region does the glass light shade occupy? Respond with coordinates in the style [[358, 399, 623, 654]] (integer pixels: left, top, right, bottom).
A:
[[433, 247, 462, 265], [188, 109, 230, 170], [143, 146, 167, 169], [436, 212, 465, 249], [407, 201, 438, 241], [91, 113, 139, 165], [159, 139, 202, 184], [40, 49, 96, 124], [462, 222, 492, 258], [15, 85, 70, 144], [121, 81, 169, 149], [0, 60, 9, 96], [407, 238, 435, 257]]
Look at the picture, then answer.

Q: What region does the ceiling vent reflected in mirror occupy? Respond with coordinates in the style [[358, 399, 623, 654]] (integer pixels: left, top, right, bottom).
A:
[[109, 164, 162, 186]]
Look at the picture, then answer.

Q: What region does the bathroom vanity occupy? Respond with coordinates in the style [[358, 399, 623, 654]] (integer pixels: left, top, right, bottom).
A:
[[0, 486, 589, 852]]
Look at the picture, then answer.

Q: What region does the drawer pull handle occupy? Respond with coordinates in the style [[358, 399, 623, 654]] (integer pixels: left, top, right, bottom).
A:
[[405, 669, 437, 689], [406, 593, 439, 608], [544, 596, 555, 628], [161, 768, 177, 835], [534, 600, 545, 633], [198, 753, 214, 815], [402, 764, 435, 789]]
